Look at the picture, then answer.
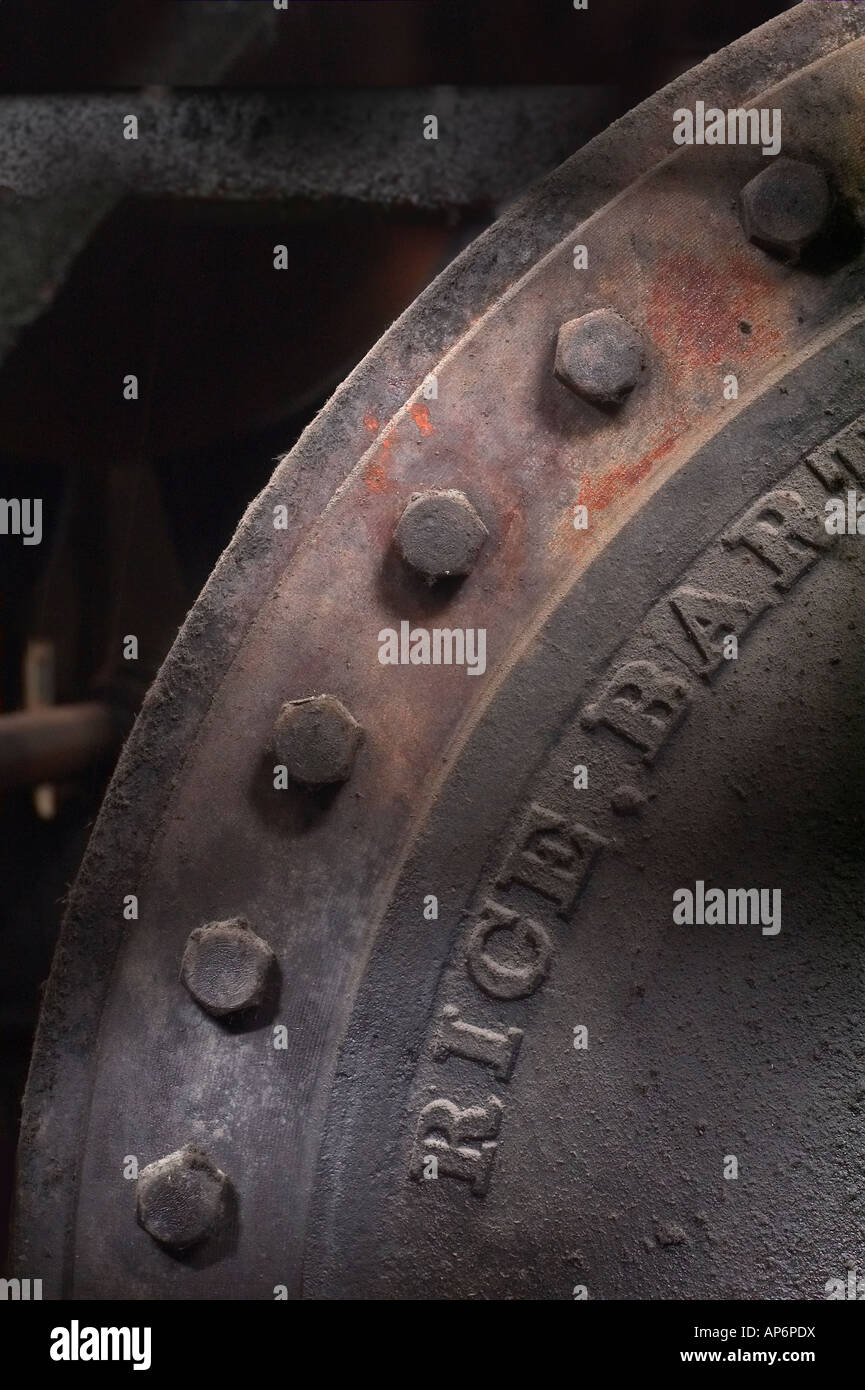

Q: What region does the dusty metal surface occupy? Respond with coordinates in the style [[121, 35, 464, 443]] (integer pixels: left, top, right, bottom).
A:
[[0, 82, 611, 371], [12, 2, 865, 1299], [0, 89, 613, 206], [0, 7, 272, 367]]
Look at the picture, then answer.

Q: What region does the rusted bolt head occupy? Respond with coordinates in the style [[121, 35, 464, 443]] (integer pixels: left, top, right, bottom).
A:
[[272, 693, 362, 786], [554, 308, 645, 408], [181, 917, 275, 1017], [739, 158, 831, 260], [136, 1143, 227, 1251], [394, 489, 488, 582]]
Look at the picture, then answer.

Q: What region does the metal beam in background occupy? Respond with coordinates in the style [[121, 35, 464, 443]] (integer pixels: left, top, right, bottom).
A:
[[0, 88, 614, 207], [0, 1, 275, 366]]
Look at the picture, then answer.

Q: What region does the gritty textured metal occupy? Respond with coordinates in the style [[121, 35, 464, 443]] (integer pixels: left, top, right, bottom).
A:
[[271, 694, 363, 787], [180, 918, 275, 1018], [394, 489, 488, 582], [739, 157, 833, 260], [554, 307, 646, 408], [0, 90, 612, 208], [136, 1144, 228, 1251], [12, 2, 865, 1302], [0, 10, 272, 369]]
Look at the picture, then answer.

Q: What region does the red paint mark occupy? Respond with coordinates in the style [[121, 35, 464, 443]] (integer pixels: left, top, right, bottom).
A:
[[363, 413, 379, 432], [409, 402, 435, 436], [645, 251, 782, 372]]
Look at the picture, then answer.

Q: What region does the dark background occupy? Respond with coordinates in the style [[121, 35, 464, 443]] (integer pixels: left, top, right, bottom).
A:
[[0, 1, 788, 92], [0, 0, 793, 1270]]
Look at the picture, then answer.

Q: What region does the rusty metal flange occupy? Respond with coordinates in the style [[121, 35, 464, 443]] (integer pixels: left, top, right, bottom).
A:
[[12, 1, 865, 1300]]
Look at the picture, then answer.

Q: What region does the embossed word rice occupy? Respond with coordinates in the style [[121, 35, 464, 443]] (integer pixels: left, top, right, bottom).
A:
[[406, 411, 865, 1198]]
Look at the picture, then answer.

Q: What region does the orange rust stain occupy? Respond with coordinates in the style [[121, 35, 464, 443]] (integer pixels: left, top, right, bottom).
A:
[[363, 413, 380, 431], [577, 422, 685, 514], [363, 427, 397, 491], [501, 504, 521, 537], [409, 402, 435, 436], [645, 250, 783, 373], [552, 416, 690, 556], [364, 458, 389, 492]]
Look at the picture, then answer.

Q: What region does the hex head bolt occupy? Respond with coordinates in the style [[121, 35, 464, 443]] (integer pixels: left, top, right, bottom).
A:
[[181, 917, 275, 1017], [394, 489, 488, 583], [739, 158, 831, 261], [136, 1143, 228, 1251], [554, 308, 645, 408], [271, 692, 363, 787]]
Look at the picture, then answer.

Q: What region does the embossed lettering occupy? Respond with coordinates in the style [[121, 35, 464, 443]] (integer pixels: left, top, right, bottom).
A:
[[722, 488, 832, 590], [659, 586, 767, 677], [431, 1005, 523, 1081], [807, 418, 865, 491], [409, 1096, 502, 1195], [497, 803, 609, 915], [404, 435, 862, 1204], [466, 897, 553, 999], [582, 659, 690, 762]]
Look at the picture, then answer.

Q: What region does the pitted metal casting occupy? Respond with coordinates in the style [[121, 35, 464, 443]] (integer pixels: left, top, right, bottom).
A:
[[12, 2, 865, 1301]]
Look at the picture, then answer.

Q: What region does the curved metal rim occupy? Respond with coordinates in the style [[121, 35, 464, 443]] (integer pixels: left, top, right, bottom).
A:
[[12, 0, 865, 1293]]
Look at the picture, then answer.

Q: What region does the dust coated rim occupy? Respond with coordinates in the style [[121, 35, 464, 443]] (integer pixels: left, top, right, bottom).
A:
[[12, 1, 865, 1299], [307, 325, 865, 1299]]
